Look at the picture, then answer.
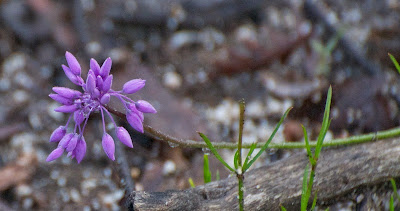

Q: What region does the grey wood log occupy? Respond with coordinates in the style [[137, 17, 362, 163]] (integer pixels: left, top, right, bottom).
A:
[[128, 138, 400, 210]]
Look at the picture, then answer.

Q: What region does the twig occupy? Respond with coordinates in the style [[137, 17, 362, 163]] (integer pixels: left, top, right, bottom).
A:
[[105, 105, 400, 149]]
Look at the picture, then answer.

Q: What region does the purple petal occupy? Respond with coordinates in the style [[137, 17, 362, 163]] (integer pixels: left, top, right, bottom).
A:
[[116, 127, 133, 148], [102, 133, 115, 161], [62, 65, 82, 85], [49, 94, 73, 105], [65, 51, 81, 75], [96, 75, 104, 90], [74, 137, 87, 163], [127, 111, 144, 133], [52, 87, 81, 99], [46, 147, 65, 162], [122, 79, 145, 94], [128, 104, 144, 121], [66, 134, 79, 152], [135, 100, 157, 113], [102, 75, 113, 92], [54, 104, 79, 113], [58, 133, 74, 149], [74, 110, 84, 125], [100, 93, 110, 105], [49, 126, 66, 142], [100, 57, 112, 78], [86, 74, 96, 96], [90, 58, 101, 76]]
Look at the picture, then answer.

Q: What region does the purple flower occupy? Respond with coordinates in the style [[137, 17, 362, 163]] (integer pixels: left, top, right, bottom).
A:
[[47, 51, 156, 163]]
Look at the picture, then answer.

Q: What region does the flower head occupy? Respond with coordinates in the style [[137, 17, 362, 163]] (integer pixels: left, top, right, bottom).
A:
[[47, 51, 156, 163]]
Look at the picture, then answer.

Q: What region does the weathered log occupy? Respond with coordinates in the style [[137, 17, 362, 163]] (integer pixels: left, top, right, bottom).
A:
[[128, 137, 400, 210]]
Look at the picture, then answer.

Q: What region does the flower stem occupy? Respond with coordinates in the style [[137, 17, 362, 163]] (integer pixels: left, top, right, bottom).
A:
[[105, 105, 400, 149]]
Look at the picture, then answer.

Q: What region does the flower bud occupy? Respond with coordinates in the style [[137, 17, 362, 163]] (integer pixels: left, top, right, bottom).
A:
[[52, 87, 82, 99], [122, 79, 145, 94], [116, 127, 133, 148], [90, 58, 101, 76], [49, 126, 66, 142], [74, 137, 87, 163], [62, 65, 82, 85], [49, 94, 73, 105], [58, 133, 74, 149], [100, 57, 112, 78], [102, 75, 113, 92], [65, 51, 81, 75], [102, 133, 115, 161], [127, 111, 144, 133], [46, 147, 65, 162], [54, 104, 79, 113], [100, 94, 110, 105], [66, 134, 79, 152], [135, 100, 157, 113], [74, 110, 84, 125], [86, 74, 96, 96]]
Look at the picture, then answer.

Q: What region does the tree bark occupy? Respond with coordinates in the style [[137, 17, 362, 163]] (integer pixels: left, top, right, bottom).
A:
[[128, 138, 400, 210]]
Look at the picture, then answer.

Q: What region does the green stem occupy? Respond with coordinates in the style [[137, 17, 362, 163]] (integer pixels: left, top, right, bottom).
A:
[[106, 106, 400, 149], [237, 173, 244, 211]]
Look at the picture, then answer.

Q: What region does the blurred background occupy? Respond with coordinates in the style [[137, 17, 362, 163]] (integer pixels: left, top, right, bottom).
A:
[[0, 0, 400, 210]]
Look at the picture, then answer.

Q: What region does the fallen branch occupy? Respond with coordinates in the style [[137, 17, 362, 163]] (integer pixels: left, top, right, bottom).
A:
[[127, 137, 400, 210]]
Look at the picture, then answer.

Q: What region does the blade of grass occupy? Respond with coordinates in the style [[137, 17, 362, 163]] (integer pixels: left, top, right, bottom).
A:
[[390, 194, 394, 211], [203, 154, 212, 183], [314, 86, 332, 159], [243, 142, 257, 170], [389, 53, 400, 74], [301, 164, 310, 211], [390, 178, 400, 202], [280, 206, 287, 211], [302, 125, 315, 165], [311, 191, 318, 210], [188, 178, 195, 188], [244, 107, 291, 171], [234, 150, 239, 170], [198, 132, 235, 172]]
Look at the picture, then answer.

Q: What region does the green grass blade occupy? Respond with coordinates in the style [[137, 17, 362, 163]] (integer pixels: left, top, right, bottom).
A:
[[311, 191, 318, 210], [234, 149, 239, 170], [302, 125, 314, 165], [243, 142, 257, 170], [390, 194, 394, 211], [280, 206, 287, 211], [244, 107, 291, 171], [188, 178, 195, 188], [216, 170, 220, 181], [389, 53, 400, 74], [198, 132, 235, 172], [203, 154, 212, 183], [314, 86, 332, 159], [390, 178, 400, 202], [301, 164, 310, 211]]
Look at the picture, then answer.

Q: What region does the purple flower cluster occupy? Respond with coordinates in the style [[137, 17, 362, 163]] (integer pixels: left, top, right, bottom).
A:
[[47, 52, 156, 163]]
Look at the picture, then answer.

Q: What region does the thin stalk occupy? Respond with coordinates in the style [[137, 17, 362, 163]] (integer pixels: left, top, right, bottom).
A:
[[237, 100, 245, 211], [105, 106, 400, 149], [237, 173, 244, 211]]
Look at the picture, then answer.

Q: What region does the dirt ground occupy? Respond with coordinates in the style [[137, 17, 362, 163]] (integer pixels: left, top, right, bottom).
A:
[[1, 0, 400, 210]]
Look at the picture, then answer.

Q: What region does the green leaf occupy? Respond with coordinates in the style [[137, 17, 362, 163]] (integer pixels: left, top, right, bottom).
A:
[[314, 86, 332, 160], [302, 125, 315, 165], [203, 154, 212, 183], [244, 107, 291, 171], [390, 178, 400, 202], [188, 178, 195, 188], [243, 142, 257, 170], [311, 191, 318, 210], [280, 205, 287, 211], [301, 164, 310, 211], [198, 132, 235, 172], [234, 149, 239, 170], [389, 53, 400, 74], [390, 194, 394, 211]]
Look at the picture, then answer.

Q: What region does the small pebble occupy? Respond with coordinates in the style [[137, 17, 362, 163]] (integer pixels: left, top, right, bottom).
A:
[[16, 184, 33, 198], [163, 71, 182, 90], [70, 188, 81, 203], [162, 160, 176, 175]]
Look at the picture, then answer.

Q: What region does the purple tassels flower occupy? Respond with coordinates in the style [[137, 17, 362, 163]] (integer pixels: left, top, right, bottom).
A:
[[47, 51, 156, 163]]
